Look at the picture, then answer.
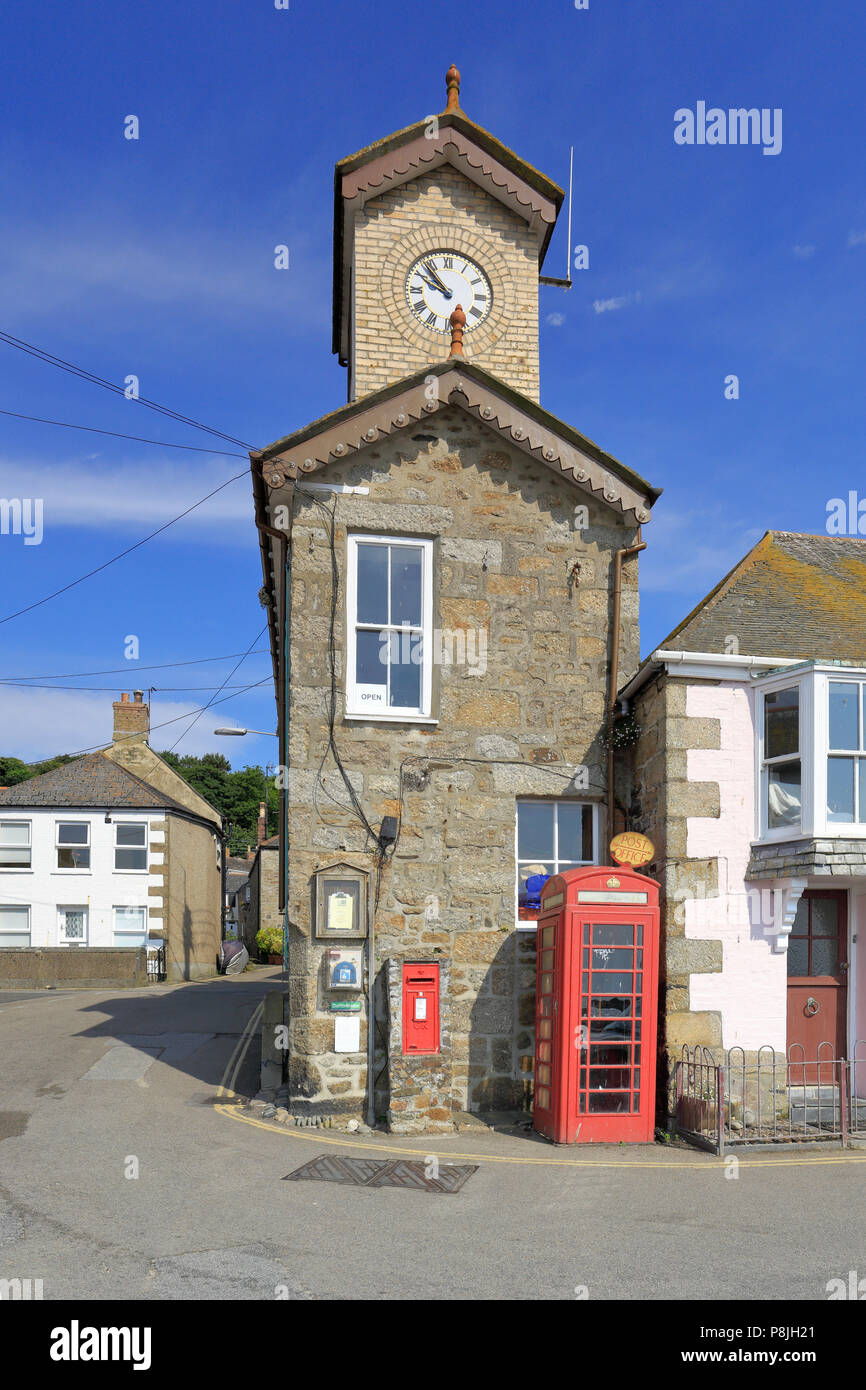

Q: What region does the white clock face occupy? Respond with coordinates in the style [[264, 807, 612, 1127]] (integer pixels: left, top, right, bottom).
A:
[[405, 251, 492, 334]]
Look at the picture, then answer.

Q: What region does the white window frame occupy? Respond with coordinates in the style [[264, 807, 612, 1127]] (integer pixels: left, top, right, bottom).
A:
[[756, 677, 808, 841], [58, 905, 88, 946], [55, 820, 91, 872], [0, 819, 32, 871], [114, 821, 149, 872], [514, 799, 599, 930], [345, 533, 434, 722], [113, 905, 148, 947], [0, 905, 30, 947], [822, 674, 866, 833]]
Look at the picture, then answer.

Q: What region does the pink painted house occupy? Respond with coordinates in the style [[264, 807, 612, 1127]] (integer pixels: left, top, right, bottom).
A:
[[621, 531, 866, 1133]]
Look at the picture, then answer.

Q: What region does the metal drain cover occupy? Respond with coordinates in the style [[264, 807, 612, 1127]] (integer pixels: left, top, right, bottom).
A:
[[284, 1154, 477, 1194]]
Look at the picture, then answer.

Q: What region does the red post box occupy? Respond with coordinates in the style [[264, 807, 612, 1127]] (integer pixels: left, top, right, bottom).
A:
[[533, 865, 660, 1144], [402, 963, 440, 1055]]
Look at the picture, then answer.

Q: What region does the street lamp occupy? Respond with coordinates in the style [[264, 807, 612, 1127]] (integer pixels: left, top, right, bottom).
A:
[[213, 727, 277, 737]]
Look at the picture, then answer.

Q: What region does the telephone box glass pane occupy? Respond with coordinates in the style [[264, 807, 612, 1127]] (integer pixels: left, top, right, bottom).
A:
[[594, 923, 633, 946], [536, 1087, 550, 1110], [541, 973, 553, 994], [540, 950, 554, 972], [541, 926, 555, 947], [591, 947, 633, 969], [592, 972, 632, 993], [589, 1092, 630, 1113]]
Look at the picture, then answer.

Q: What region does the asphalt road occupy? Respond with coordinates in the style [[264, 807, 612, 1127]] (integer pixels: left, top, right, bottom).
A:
[[1, 973, 865, 1301]]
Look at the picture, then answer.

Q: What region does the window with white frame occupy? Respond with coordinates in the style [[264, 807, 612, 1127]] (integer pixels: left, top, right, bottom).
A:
[[516, 800, 597, 924], [827, 679, 866, 823], [113, 906, 147, 947], [346, 534, 433, 718], [0, 905, 30, 947], [0, 820, 31, 869], [761, 686, 801, 833], [58, 906, 88, 945], [56, 821, 91, 870], [115, 822, 148, 871]]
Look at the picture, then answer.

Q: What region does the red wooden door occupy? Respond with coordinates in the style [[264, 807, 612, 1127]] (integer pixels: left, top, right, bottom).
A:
[[786, 890, 848, 1058]]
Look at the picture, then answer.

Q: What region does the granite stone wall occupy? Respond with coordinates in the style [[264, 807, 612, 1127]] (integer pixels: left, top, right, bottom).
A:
[[283, 405, 640, 1128]]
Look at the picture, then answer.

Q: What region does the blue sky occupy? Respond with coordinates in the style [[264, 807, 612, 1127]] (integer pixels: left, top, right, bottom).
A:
[[1, 0, 864, 771]]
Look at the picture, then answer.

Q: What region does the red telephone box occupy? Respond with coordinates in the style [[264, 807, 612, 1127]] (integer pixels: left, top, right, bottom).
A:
[[533, 864, 660, 1144]]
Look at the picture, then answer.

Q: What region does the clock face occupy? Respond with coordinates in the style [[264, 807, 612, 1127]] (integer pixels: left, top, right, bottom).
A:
[[405, 251, 492, 334]]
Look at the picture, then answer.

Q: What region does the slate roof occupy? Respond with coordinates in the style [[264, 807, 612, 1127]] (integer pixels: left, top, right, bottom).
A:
[[0, 752, 187, 811], [658, 531, 866, 662]]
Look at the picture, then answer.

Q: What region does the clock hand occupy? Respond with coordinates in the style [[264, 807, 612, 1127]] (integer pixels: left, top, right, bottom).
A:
[[423, 261, 452, 297]]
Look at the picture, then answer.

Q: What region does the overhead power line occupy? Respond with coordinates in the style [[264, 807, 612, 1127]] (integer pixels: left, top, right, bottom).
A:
[[165, 627, 268, 755], [0, 329, 256, 450], [34, 676, 273, 764], [0, 649, 270, 682], [0, 468, 250, 627], [0, 406, 248, 458], [0, 682, 269, 692]]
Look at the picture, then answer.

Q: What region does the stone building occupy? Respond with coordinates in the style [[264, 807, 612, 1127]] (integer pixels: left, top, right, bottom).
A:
[[621, 531, 866, 1117], [252, 67, 659, 1130]]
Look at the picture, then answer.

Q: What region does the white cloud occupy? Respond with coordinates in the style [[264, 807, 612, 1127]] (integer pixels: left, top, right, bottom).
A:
[[0, 454, 252, 538], [546, 312, 566, 326], [593, 292, 641, 315], [847, 230, 866, 249], [792, 244, 816, 259], [0, 686, 256, 763]]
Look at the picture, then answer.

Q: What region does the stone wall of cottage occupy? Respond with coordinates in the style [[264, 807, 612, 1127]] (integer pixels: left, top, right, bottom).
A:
[[283, 405, 640, 1129], [629, 674, 725, 1114], [352, 167, 540, 400]]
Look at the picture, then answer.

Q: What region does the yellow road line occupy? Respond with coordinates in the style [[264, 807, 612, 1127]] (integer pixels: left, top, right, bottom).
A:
[[217, 1001, 264, 1100], [216, 989, 866, 1169], [215, 1102, 866, 1170]]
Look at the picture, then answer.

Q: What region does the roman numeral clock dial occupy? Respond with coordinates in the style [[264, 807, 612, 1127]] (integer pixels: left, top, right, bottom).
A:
[[405, 252, 492, 334]]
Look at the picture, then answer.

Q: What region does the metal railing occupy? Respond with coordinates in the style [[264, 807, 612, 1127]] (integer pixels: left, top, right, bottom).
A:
[[676, 1042, 866, 1153], [146, 944, 166, 982]]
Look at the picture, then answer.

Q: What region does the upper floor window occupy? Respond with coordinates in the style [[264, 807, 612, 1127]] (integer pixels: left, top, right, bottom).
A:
[[827, 680, 866, 823], [516, 799, 597, 925], [762, 687, 801, 832], [56, 821, 91, 870], [115, 822, 148, 871], [346, 535, 433, 719], [757, 667, 866, 840], [0, 820, 31, 869]]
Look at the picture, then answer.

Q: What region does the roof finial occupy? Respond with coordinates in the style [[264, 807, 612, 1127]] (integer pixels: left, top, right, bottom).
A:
[[448, 304, 466, 357], [445, 64, 461, 112]]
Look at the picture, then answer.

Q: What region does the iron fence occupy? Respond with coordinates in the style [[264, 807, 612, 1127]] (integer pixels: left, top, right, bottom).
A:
[[676, 1041, 866, 1153], [146, 944, 166, 982]]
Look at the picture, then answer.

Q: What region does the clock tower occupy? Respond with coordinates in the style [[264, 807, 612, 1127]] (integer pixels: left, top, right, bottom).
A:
[[333, 65, 563, 402]]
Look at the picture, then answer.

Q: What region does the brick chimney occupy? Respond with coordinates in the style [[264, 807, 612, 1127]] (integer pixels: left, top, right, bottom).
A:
[[112, 691, 150, 745], [257, 801, 267, 845]]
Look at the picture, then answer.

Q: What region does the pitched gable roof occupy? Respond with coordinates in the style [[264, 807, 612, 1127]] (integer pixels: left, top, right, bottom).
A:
[[254, 358, 660, 522], [333, 104, 564, 362], [658, 531, 866, 662], [0, 751, 187, 811]]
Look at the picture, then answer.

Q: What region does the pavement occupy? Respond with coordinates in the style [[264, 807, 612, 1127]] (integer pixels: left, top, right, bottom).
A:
[[1, 969, 865, 1301]]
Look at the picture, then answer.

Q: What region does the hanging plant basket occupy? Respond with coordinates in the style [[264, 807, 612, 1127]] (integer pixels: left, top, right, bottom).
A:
[[601, 712, 642, 751]]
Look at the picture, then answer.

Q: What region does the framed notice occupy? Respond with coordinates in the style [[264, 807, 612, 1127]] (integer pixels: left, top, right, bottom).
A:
[[313, 863, 369, 939]]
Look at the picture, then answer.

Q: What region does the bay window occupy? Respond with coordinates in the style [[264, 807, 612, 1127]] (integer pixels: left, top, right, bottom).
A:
[[756, 667, 866, 839], [827, 679, 866, 823], [346, 534, 433, 719]]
